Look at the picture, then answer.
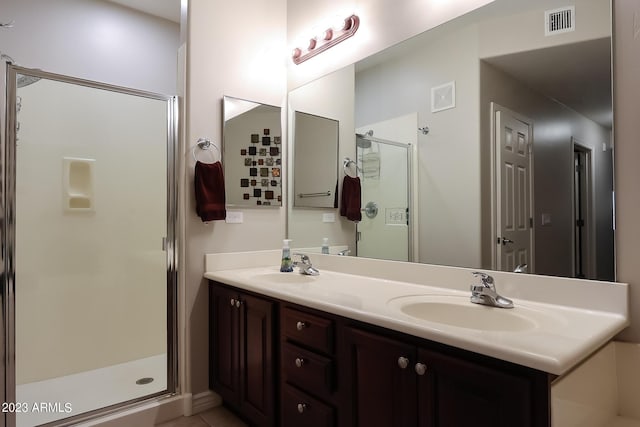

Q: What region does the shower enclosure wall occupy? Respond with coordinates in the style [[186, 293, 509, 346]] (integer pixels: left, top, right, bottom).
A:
[[1, 64, 178, 426]]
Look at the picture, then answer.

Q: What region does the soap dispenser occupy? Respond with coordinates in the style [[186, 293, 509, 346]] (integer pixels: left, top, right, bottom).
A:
[[280, 239, 294, 272], [321, 237, 330, 255]]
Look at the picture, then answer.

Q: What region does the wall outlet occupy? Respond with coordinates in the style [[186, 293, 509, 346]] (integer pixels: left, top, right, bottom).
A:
[[322, 213, 336, 223], [226, 211, 243, 224]]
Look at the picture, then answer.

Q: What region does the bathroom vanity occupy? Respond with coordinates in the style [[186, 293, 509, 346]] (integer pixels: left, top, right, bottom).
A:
[[205, 251, 628, 427]]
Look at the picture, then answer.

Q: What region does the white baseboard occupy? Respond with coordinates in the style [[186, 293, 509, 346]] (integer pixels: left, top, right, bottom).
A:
[[191, 390, 222, 415]]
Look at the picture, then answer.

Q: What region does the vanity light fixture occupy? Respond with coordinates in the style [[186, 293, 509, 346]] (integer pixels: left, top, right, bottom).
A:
[[292, 14, 360, 65]]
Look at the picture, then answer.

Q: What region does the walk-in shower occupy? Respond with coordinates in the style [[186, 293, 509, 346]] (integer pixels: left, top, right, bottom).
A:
[[1, 63, 178, 426]]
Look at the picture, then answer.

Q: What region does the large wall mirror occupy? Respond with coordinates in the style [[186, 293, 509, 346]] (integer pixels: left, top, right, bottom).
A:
[[223, 96, 283, 207], [287, 0, 615, 281]]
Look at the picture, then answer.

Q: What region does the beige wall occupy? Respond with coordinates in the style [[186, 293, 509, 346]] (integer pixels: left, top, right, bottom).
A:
[[478, 0, 610, 58], [613, 0, 640, 342], [2, 0, 179, 94], [185, 0, 287, 395]]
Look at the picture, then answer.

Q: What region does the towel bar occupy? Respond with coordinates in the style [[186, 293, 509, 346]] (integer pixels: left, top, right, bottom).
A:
[[298, 191, 331, 198]]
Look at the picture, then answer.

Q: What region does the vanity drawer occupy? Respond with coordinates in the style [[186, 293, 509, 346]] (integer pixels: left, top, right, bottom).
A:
[[283, 342, 334, 393], [282, 306, 334, 354], [282, 384, 335, 427]]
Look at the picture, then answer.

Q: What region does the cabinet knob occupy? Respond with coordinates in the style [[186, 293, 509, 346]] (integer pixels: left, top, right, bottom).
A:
[[397, 356, 409, 369], [235, 299, 241, 308], [295, 357, 305, 368], [415, 362, 427, 376], [296, 321, 307, 331], [297, 403, 307, 414], [230, 298, 236, 307]]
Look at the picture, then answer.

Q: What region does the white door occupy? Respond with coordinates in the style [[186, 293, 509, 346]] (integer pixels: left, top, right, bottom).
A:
[[493, 104, 534, 272]]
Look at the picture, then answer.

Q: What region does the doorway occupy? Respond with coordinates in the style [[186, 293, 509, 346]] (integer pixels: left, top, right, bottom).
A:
[[355, 135, 414, 262], [491, 103, 535, 273], [572, 140, 594, 279], [1, 64, 178, 426]]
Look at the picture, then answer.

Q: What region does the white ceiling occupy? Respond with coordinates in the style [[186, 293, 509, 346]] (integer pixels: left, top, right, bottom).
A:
[[105, 0, 181, 23]]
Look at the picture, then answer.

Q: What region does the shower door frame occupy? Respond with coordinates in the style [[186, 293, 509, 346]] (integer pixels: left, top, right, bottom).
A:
[[1, 63, 179, 427]]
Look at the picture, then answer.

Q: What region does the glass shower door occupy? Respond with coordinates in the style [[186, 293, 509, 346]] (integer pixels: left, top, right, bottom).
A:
[[356, 138, 412, 261], [3, 65, 177, 426]]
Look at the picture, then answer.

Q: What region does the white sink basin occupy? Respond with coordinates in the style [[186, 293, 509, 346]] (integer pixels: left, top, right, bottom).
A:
[[388, 295, 558, 332]]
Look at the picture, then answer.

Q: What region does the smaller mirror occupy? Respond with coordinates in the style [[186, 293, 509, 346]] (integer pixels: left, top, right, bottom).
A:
[[293, 111, 339, 208], [223, 96, 282, 207]]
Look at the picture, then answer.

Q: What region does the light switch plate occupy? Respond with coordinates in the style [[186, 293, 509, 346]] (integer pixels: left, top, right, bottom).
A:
[[322, 213, 336, 223], [226, 211, 243, 223]]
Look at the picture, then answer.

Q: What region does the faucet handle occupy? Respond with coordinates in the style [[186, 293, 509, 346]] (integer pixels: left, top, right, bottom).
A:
[[472, 271, 494, 287], [293, 253, 310, 264]]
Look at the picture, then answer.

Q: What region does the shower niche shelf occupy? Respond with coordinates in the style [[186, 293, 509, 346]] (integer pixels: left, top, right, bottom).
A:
[[63, 157, 95, 212]]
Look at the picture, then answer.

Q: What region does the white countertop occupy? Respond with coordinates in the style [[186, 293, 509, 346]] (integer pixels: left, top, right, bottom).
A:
[[204, 251, 629, 376]]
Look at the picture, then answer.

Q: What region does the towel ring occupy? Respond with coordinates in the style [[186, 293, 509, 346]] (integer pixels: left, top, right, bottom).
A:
[[343, 157, 360, 178], [192, 138, 221, 163]]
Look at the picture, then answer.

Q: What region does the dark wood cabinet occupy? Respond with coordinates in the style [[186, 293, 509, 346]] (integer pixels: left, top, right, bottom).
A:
[[209, 283, 276, 427], [344, 327, 550, 427], [344, 327, 418, 427], [280, 305, 340, 426], [209, 281, 551, 427]]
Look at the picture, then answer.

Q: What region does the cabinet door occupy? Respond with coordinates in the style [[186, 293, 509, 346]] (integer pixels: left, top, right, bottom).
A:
[[239, 293, 276, 427], [345, 328, 417, 427], [209, 285, 240, 405], [417, 348, 535, 427]]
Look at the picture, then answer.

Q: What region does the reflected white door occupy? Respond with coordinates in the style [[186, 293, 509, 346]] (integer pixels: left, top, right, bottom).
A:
[[493, 104, 534, 272], [356, 139, 411, 262]]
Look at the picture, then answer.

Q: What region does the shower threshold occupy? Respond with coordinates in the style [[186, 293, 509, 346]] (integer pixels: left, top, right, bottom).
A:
[[16, 354, 166, 427]]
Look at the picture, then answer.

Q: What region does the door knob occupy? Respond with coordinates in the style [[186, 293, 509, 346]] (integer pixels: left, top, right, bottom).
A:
[[500, 237, 514, 245]]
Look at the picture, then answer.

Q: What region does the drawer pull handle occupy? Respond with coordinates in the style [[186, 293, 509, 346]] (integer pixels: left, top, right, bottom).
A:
[[397, 356, 409, 369], [297, 403, 307, 414], [415, 362, 427, 376], [295, 357, 305, 368], [296, 321, 307, 331]]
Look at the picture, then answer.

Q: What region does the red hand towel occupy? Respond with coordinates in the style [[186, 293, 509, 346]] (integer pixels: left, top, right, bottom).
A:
[[340, 175, 362, 222], [194, 161, 226, 222]]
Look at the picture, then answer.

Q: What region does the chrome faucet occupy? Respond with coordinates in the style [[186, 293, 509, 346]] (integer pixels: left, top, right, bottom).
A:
[[337, 249, 351, 256], [470, 272, 513, 309], [293, 253, 320, 276], [514, 263, 528, 273]]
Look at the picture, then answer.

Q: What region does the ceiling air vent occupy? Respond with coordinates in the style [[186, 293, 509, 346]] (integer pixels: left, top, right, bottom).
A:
[[545, 6, 575, 36]]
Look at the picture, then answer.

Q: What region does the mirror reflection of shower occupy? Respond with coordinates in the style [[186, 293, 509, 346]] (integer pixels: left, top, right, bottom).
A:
[[355, 130, 413, 262]]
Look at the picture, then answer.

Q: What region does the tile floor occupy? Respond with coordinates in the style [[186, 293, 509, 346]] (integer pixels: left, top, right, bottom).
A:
[[155, 406, 247, 427]]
